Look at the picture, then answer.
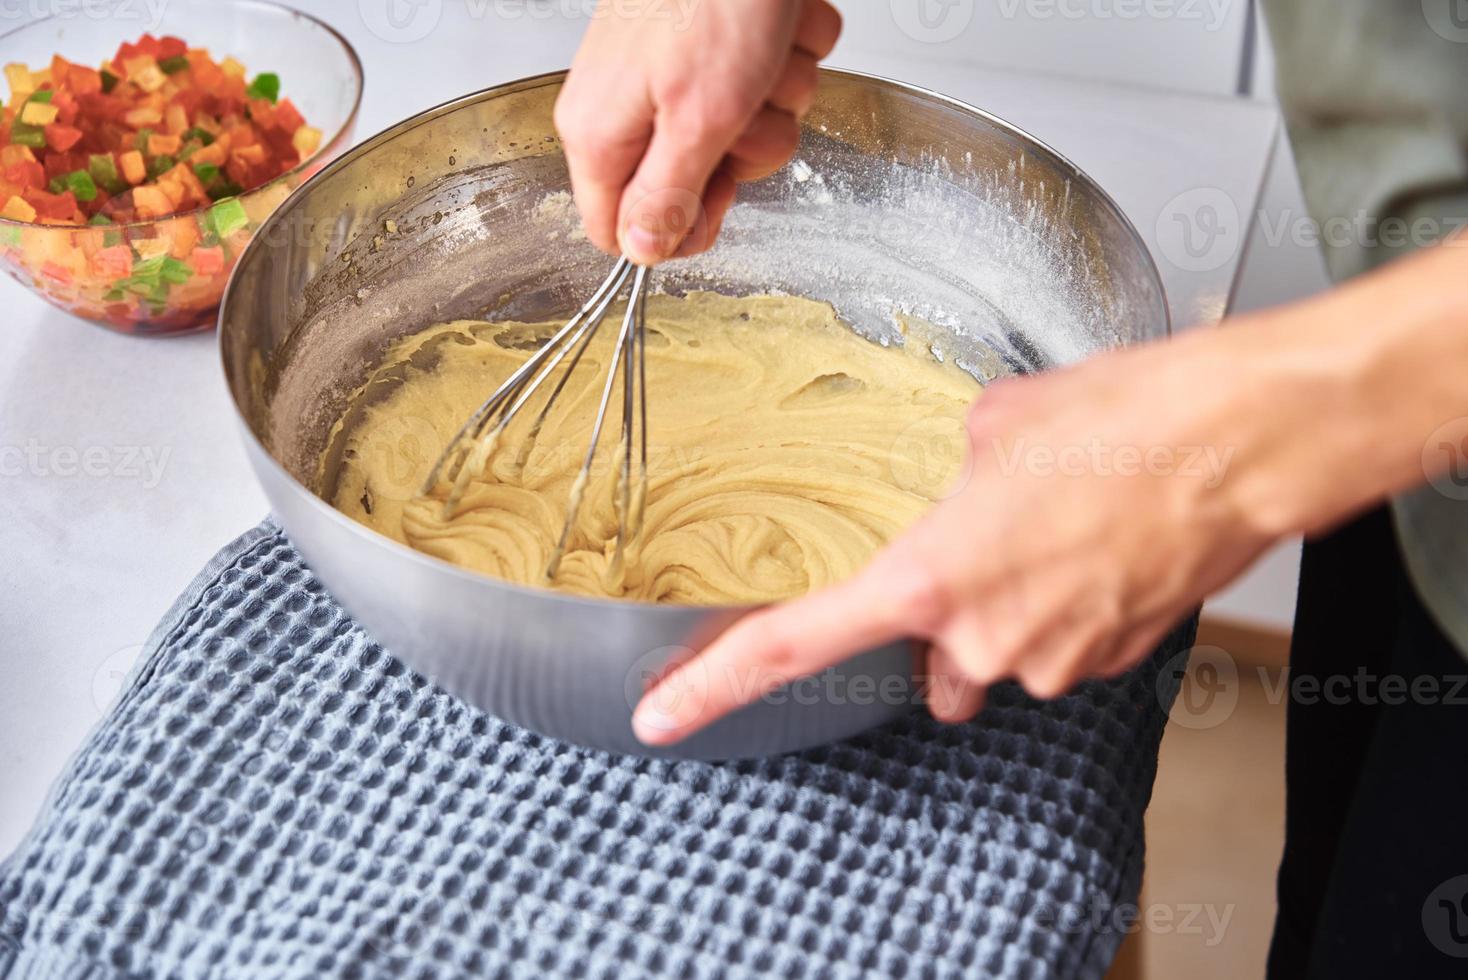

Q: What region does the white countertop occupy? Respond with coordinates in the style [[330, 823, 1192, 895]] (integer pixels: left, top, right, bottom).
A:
[[0, 3, 1283, 856]]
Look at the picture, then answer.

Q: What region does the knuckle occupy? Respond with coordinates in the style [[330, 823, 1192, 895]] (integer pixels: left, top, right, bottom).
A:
[[880, 559, 949, 633], [552, 95, 591, 144], [666, 87, 750, 146], [744, 616, 798, 676]]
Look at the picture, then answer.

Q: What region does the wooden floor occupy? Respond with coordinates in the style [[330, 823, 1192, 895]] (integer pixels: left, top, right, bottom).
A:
[[1109, 620, 1290, 979]]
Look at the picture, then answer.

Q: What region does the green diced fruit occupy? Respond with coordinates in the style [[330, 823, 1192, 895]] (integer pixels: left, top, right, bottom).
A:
[[100, 69, 119, 93], [159, 257, 192, 284], [208, 197, 249, 238], [245, 72, 280, 104], [193, 162, 219, 185], [10, 123, 46, 149], [182, 127, 215, 146], [159, 55, 189, 75], [61, 170, 98, 202], [88, 154, 127, 195]]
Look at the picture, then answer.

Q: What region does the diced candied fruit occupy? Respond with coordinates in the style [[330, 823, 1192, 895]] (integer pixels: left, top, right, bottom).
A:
[[131, 184, 172, 218], [3, 35, 314, 226], [20, 101, 59, 126], [118, 150, 145, 185], [2, 194, 36, 222], [293, 126, 322, 159], [44, 124, 83, 152], [190, 245, 224, 276]]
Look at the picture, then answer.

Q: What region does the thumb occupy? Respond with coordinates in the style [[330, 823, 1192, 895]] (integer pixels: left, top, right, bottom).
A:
[[616, 108, 747, 265]]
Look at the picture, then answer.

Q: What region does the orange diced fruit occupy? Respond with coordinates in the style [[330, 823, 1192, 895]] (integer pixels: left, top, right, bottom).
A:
[[123, 105, 163, 128], [292, 126, 322, 159], [19, 101, 59, 126], [0, 144, 36, 166], [118, 150, 146, 184], [190, 141, 226, 166], [168, 217, 199, 257], [67, 64, 103, 95], [147, 132, 181, 155], [165, 103, 189, 135], [4, 63, 33, 100], [2, 194, 37, 222], [131, 185, 172, 217], [219, 57, 245, 78]]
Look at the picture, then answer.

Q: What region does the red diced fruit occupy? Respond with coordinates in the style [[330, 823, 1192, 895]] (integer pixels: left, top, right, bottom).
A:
[[92, 245, 133, 279], [4, 159, 45, 189], [40, 260, 73, 284], [190, 245, 224, 276], [44, 124, 83, 152]]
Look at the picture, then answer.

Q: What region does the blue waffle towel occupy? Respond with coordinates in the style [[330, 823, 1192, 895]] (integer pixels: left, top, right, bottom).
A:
[[0, 522, 1192, 979]]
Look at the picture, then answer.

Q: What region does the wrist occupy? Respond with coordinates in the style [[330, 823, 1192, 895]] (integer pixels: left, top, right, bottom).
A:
[[1213, 243, 1468, 539]]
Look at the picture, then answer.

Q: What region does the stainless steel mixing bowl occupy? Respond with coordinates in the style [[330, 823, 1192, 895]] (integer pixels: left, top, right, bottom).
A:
[[219, 69, 1168, 760]]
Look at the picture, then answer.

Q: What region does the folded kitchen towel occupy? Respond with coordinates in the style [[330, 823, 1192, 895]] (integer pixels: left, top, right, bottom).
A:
[[0, 521, 1194, 980]]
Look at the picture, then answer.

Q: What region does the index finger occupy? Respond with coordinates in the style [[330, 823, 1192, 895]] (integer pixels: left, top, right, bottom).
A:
[[630, 557, 939, 745]]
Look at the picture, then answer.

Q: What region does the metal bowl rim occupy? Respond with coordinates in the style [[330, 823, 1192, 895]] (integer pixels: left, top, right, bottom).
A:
[[218, 66, 1170, 618]]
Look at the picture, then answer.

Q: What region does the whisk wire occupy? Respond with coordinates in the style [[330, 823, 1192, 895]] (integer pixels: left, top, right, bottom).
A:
[[549, 264, 649, 580], [422, 257, 651, 584], [421, 256, 632, 500]]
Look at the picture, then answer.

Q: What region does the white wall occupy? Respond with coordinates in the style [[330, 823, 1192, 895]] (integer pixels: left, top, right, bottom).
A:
[[831, 0, 1252, 96]]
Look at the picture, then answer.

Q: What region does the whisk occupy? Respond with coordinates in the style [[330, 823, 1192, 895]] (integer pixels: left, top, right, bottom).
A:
[[419, 257, 651, 581]]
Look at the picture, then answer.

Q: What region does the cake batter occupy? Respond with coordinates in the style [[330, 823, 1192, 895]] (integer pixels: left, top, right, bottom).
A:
[[328, 292, 979, 604]]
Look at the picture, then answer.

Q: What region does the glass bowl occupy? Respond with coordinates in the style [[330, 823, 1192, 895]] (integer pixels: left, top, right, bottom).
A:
[[0, 0, 362, 336]]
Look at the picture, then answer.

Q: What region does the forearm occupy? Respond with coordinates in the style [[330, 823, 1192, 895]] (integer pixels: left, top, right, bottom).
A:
[[1218, 241, 1468, 538]]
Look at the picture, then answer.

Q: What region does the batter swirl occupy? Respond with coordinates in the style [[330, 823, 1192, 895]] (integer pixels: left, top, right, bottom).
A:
[[329, 292, 979, 604]]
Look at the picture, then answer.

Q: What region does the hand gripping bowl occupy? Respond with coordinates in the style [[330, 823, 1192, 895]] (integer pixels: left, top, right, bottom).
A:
[[219, 69, 1168, 760]]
